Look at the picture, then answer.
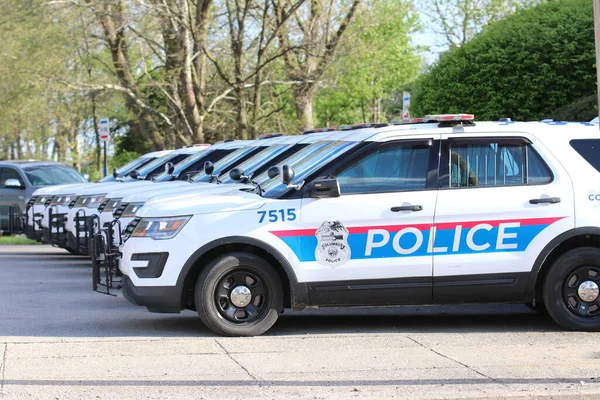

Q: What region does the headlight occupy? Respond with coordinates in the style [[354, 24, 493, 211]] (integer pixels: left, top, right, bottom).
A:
[[122, 202, 144, 217], [131, 216, 191, 240], [101, 198, 122, 213], [51, 194, 76, 207], [75, 194, 106, 208]]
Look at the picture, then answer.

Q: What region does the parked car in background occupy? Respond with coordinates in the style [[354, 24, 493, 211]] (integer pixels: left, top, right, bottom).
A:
[[0, 161, 87, 233]]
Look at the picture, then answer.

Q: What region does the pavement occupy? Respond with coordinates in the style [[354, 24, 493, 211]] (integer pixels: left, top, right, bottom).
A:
[[0, 244, 599, 400]]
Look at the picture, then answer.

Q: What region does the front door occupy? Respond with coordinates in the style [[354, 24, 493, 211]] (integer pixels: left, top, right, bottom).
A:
[[295, 136, 440, 306], [432, 134, 574, 302], [0, 167, 26, 231]]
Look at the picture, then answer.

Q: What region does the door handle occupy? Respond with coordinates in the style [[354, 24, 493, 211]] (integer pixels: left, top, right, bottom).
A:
[[529, 197, 561, 205], [391, 205, 423, 212]]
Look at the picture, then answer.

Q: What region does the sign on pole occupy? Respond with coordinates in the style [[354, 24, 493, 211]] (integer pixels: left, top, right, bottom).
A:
[[99, 118, 110, 142], [402, 92, 411, 120]]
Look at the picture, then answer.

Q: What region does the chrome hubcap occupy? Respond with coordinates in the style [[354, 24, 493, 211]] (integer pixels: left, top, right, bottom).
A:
[[578, 280, 599, 302], [230, 286, 252, 307]]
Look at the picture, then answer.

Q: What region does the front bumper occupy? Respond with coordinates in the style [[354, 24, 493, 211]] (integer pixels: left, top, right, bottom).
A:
[[121, 275, 182, 313]]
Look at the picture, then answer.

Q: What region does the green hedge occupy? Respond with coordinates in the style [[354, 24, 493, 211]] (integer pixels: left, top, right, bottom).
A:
[[412, 0, 596, 122]]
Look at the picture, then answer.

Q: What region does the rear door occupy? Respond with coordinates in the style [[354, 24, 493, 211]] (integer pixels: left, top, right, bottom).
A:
[[432, 133, 574, 302]]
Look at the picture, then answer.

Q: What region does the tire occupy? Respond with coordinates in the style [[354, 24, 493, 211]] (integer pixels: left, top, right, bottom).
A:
[[194, 252, 283, 337], [543, 247, 600, 331]]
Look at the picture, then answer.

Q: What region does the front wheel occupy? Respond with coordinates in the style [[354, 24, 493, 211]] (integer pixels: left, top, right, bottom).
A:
[[543, 247, 600, 331], [195, 252, 283, 337]]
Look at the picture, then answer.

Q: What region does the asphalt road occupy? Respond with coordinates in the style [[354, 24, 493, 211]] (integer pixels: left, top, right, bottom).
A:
[[0, 244, 599, 400]]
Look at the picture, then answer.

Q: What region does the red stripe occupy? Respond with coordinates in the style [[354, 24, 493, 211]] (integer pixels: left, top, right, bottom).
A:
[[269, 217, 566, 238]]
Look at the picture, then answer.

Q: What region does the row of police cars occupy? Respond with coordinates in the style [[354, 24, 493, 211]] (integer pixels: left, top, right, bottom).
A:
[[21, 115, 600, 336]]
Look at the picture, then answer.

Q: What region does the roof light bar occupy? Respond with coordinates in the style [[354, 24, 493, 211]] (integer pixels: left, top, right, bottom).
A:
[[303, 127, 336, 134], [258, 133, 284, 139]]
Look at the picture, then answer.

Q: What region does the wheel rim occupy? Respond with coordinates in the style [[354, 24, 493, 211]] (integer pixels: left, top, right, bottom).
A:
[[562, 266, 600, 318], [214, 269, 268, 324]]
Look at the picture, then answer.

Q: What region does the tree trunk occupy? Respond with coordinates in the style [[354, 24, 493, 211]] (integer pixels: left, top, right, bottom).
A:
[[70, 119, 81, 171], [97, 0, 166, 151], [193, 0, 213, 143], [91, 93, 101, 171], [294, 86, 315, 131]]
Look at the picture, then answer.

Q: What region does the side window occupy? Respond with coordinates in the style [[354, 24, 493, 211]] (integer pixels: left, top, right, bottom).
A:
[[1, 168, 23, 187], [334, 142, 431, 195], [448, 140, 551, 188]]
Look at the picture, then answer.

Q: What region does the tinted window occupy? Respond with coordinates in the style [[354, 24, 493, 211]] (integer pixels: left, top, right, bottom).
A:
[[23, 165, 86, 186], [448, 141, 551, 188], [1, 168, 23, 186], [191, 147, 265, 182], [570, 139, 600, 173], [334, 143, 430, 195]]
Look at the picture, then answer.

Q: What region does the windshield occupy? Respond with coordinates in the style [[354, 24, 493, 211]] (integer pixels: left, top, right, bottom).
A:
[[259, 140, 360, 198], [99, 157, 155, 182], [220, 144, 298, 184], [122, 152, 193, 181], [191, 146, 266, 182], [24, 165, 87, 186], [153, 149, 235, 182]]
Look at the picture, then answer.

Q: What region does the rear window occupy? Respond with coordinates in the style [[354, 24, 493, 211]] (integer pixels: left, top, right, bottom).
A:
[[570, 139, 600, 172]]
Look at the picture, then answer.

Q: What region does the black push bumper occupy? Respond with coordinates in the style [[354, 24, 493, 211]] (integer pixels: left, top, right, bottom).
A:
[[121, 275, 182, 314]]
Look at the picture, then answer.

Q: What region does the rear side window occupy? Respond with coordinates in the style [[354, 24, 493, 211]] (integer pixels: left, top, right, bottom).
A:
[[570, 139, 600, 172], [446, 139, 552, 188]]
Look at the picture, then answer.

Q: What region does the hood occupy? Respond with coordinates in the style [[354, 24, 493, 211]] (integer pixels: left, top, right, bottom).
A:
[[104, 181, 191, 199], [32, 183, 94, 197], [138, 189, 265, 218], [64, 181, 155, 196], [125, 183, 249, 203]]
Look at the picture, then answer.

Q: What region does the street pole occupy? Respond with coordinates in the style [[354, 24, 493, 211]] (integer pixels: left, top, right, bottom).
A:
[[103, 141, 107, 177], [594, 0, 600, 123]]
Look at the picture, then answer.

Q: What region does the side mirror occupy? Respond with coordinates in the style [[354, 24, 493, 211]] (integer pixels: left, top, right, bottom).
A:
[[309, 178, 340, 198], [165, 162, 175, 175], [204, 161, 214, 175], [4, 179, 23, 189], [229, 168, 244, 181], [282, 165, 295, 185], [267, 166, 280, 179], [112, 168, 119, 178], [129, 170, 140, 180]]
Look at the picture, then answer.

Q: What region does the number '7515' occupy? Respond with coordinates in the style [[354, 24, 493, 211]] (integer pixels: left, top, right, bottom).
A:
[[257, 209, 297, 223]]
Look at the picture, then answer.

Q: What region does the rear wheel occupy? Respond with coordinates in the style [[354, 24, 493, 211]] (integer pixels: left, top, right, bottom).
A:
[[543, 247, 600, 331], [195, 252, 283, 337]]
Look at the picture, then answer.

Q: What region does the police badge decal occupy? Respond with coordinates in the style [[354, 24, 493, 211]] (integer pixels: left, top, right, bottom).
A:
[[315, 221, 351, 267]]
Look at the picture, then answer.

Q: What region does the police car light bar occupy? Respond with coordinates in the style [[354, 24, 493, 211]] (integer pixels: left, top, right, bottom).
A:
[[392, 114, 475, 126], [340, 123, 390, 131], [258, 133, 284, 139], [303, 128, 337, 134]]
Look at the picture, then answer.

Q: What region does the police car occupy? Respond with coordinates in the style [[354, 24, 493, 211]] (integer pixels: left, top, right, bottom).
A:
[[24, 150, 173, 242], [118, 115, 600, 336]]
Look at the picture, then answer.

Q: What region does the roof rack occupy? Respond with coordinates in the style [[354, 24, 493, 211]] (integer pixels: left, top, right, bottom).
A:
[[303, 127, 336, 134]]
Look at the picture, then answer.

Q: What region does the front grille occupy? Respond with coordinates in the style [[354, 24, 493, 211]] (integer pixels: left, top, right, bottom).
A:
[[113, 203, 128, 219], [44, 197, 53, 206], [123, 217, 141, 242], [68, 197, 79, 209], [97, 199, 110, 212]]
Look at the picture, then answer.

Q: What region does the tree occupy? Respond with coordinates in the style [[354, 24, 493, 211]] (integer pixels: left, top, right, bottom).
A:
[[274, 0, 362, 131], [417, 0, 541, 49], [412, 0, 595, 121], [315, 0, 422, 126]]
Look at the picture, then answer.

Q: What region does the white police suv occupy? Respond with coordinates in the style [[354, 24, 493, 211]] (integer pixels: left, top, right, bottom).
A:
[[118, 115, 600, 336]]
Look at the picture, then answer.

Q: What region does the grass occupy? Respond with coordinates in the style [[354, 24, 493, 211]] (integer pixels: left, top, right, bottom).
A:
[[0, 235, 40, 245]]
